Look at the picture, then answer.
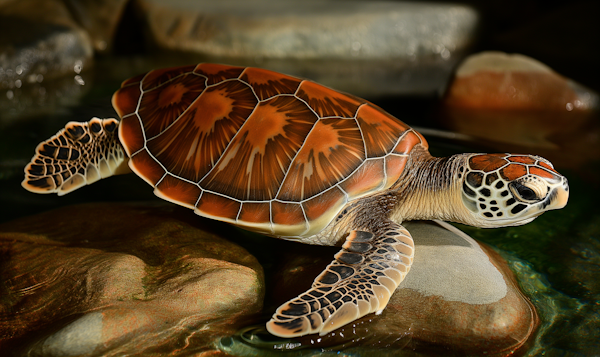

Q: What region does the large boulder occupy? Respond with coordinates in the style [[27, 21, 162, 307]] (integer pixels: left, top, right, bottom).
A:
[[0, 202, 264, 356], [131, 0, 479, 97]]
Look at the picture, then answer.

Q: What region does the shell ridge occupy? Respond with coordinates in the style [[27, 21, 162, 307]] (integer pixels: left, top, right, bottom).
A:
[[269, 200, 274, 233], [300, 202, 310, 235], [292, 95, 360, 120], [235, 201, 244, 222], [293, 79, 305, 97], [277, 119, 368, 203], [194, 189, 204, 207], [155, 172, 168, 187], [275, 95, 365, 202], [294, 97, 322, 121], [140, 74, 209, 144], [121, 113, 136, 119], [142, 69, 197, 93], [383, 155, 388, 187], [389, 128, 413, 153], [353, 107, 370, 160], [132, 148, 169, 187], [237, 67, 263, 100], [273, 118, 321, 200], [192, 79, 260, 185], [129, 143, 145, 158], [336, 183, 350, 199]]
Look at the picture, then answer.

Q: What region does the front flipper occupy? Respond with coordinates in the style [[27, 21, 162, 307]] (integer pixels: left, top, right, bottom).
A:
[[22, 118, 129, 196], [267, 223, 415, 337]]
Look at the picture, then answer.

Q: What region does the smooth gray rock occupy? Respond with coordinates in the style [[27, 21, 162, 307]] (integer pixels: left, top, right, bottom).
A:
[[400, 220, 507, 304], [136, 0, 478, 60], [133, 0, 479, 97]]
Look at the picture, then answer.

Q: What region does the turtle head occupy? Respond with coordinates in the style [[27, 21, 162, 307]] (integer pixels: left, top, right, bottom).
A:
[[458, 153, 568, 228]]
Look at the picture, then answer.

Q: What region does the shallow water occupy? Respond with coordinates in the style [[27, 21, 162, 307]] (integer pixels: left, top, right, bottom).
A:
[[0, 55, 598, 356]]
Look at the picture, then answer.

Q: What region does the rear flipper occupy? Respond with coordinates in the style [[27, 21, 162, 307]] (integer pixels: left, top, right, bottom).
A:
[[267, 223, 415, 337], [22, 118, 129, 195]]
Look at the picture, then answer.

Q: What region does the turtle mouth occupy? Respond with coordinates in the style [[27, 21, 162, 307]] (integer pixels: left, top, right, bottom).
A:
[[545, 182, 569, 210]]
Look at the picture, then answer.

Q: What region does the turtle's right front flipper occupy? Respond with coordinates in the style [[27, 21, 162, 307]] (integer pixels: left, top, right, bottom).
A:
[[22, 118, 130, 195], [267, 223, 414, 337]]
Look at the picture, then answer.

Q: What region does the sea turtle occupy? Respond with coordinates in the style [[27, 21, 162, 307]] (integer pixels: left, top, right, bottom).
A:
[[22, 64, 569, 338]]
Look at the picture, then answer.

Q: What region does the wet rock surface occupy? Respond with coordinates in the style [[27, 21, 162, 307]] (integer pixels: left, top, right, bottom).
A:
[[0, 0, 93, 85], [0, 0, 481, 104], [0, 0, 93, 122], [0, 202, 264, 356], [230, 221, 537, 356]]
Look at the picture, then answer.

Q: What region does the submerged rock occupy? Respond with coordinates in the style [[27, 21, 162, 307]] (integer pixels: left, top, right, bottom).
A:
[[232, 220, 537, 356], [0, 202, 264, 356]]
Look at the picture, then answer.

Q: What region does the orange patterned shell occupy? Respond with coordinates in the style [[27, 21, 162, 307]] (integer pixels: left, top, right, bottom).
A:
[[113, 64, 427, 237]]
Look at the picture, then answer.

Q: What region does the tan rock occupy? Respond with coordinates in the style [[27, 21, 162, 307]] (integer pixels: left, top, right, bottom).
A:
[[0, 202, 264, 355], [444, 52, 594, 111], [440, 51, 600, 170]]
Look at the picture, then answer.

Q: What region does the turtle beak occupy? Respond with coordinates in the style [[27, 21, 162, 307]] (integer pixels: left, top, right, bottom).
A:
[[547, 178, 569, 211]]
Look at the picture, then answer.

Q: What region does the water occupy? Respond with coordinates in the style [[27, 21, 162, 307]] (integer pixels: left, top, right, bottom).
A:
[[0, 55, 598, 356]]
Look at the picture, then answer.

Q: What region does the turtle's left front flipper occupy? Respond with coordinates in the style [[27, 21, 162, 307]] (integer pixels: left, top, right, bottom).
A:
[[267, 223, 414, 337], [22, 118, 129, 196]]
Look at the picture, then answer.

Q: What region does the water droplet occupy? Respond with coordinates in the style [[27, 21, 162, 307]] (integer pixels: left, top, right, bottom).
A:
[[74, 60, 83, 74], [566, 102, 573, 111], [441, 48, 451, 60], [15, 79, 21, 88], [6, 90, 13, 99], [36, 74, 44, 83], [74, 75, 85, 86]]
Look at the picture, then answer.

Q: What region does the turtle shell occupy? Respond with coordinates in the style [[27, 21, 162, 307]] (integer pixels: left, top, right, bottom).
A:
[[113, 64, 427, 238]]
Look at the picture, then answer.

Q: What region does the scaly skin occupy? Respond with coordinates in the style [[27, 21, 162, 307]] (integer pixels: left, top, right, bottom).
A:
[[312, 145, 569, 246]]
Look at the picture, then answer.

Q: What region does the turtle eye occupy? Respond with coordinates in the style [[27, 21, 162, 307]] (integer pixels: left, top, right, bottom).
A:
[[510, 182, 538, 202]]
